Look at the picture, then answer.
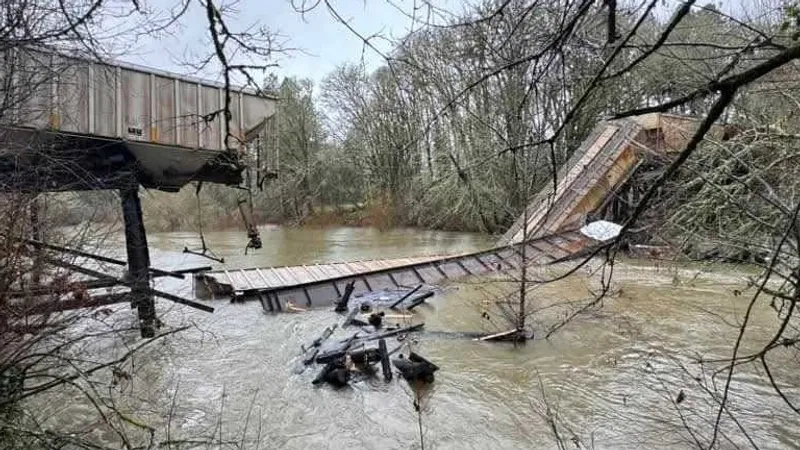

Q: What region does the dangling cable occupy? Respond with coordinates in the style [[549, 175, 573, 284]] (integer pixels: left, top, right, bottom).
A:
[[183, 181, 225, 263]]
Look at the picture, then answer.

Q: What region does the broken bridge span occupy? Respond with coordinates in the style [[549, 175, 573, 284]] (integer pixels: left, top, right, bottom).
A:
[[195, 113, 726, 310]]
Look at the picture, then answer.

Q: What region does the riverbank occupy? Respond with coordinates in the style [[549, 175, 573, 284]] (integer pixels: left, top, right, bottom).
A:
[[47, 190, 765, 265], [141, 205, 381, 233], [142, 199, 490, 234]]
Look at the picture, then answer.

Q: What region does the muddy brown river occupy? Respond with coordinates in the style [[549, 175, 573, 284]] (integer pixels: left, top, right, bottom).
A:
[[33, 225, 800, 449]]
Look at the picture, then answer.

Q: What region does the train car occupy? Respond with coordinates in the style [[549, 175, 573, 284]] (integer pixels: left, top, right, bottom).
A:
[[0, 48, 278, 191]]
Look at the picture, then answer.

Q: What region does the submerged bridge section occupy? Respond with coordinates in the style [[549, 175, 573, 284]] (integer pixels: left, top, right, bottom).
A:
[[195, 230, 598, 309]]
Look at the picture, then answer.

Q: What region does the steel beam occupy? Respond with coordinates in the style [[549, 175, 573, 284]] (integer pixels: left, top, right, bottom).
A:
[[120, 187, 156, 338]]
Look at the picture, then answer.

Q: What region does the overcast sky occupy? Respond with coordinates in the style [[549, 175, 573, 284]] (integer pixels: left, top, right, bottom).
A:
[[116, 0, 758, 89], [118, 0, 460, 88]]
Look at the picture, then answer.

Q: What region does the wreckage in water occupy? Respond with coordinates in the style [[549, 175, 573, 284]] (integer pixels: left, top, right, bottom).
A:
[[300, 285, 438, 388], [194, 229, 600, 309]]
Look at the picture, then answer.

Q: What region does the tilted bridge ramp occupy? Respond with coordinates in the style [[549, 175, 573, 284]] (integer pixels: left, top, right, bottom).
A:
[[501, 113, 721, 243]]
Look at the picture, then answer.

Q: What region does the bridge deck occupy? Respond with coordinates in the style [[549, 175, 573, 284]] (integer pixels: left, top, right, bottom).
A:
[[194, 230, 598, 309]]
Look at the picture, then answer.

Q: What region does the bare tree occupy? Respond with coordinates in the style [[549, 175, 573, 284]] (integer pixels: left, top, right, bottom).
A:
[[1, 1, 286, 448]]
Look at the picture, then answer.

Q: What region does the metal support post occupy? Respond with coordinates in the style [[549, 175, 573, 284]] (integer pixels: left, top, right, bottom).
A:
[[120, 186, 156, 337]]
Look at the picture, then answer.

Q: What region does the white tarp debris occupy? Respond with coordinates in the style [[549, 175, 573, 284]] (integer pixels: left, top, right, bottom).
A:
[[580, 220, 623, 241]]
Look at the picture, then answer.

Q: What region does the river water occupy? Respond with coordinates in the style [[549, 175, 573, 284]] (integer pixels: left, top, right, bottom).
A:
[[34, 226, 800, 449]]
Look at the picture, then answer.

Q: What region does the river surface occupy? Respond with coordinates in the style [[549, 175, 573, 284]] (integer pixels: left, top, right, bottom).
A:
[[35, 225, 800, 449]]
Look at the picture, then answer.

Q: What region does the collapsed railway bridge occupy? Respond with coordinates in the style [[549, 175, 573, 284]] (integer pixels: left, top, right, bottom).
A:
[[0, 48, 730, 334], [194, 113, 730, 310], [0, 48, 278, 337]]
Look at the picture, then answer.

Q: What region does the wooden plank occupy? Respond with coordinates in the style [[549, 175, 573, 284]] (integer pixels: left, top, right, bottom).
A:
[[432, 261, 448, 278], [473, 254, 494, 271], [543, 235, 578, 255], [454, 260, 474, 276], [311, 264, 334, 282], [440, 260, 467, 278], [373, 260, 393, 269], [410, 266, 426, 283], [262, 268, 284, 287], [301, 265, 319, 282], [222, 268, 236, 288], [523, 243, 556, 262], [269, 267, 288, 286], [342, 262, 360, 275], [254, 268, 272, 288], [362, 276, 373, 291], [287, 267, 310, 284], [316, 263, 339, 278], [331, 279, 342, 296], [259, 294, 274, 312], [509, 243, 551, 263], [320, 263, 343, 278], [475, 329, 519, 341], [527, 240, 567, 260], [351, 261, 373, 272], [239, 269, 257, 289], [282, 267, 304, 284], [272, 292, 282, 311], [494, 252, 517, 270]]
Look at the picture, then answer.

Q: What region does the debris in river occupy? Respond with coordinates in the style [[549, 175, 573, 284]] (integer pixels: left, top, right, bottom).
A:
[[389, 284, 422, 308], [301, 285, 438, 388], [312, 359, 350, 387], [353, 286, 438, 310], [579, 220, 623, 241], [475, 329, 529, 342], [406, 291, 434, 310], [334, 281, 356, 312], [368, 312, 384, 328], [379, 338, 392, 382], [384, 313, 413, 319], [342, 307, 361, 328], [285, 301, 307, 312], [392, 352, 439, 383], [349, 346, 382, 365]]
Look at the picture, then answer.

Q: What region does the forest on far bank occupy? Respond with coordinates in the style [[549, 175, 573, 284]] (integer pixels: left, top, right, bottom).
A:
[[61, 0, 800, 261]]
